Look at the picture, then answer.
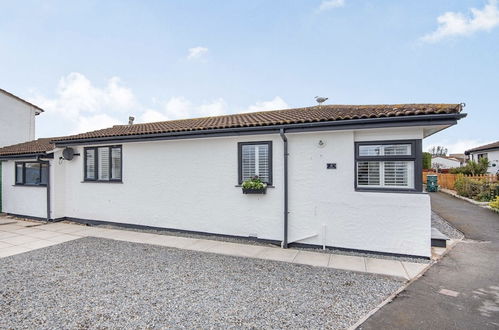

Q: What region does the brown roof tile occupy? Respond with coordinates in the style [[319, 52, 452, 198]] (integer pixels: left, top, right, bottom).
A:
[[466, 141, 499, 154], [55, 103, 463, 142], [0, 138, 56, 156]]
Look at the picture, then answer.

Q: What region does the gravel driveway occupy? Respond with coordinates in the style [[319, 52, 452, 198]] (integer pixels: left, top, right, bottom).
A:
[[0, 237, 403, 329]]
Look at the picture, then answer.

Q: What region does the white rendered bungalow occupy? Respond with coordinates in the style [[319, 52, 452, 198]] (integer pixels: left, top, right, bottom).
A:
[[0, 104, 466, 257]]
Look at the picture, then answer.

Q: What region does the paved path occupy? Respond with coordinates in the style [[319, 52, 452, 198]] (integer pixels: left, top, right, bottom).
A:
[[0, 215, 427, 280], [360, 192, 499, 329]]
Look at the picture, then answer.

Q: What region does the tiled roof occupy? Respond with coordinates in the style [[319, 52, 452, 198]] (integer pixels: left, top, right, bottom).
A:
[[466, 141, 499, 154], [0, 88, 44, 113], [0, 138, 55, 156], [54, 104, 463, 142]]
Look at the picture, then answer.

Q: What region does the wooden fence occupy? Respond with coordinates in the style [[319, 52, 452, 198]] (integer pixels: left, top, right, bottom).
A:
[[422, 172, 499, 190]]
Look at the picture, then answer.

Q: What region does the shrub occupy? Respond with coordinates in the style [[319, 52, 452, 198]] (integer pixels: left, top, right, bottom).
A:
[[450, 158, 489, 175], [454, 174, 499, 202], [490, 196, 499, 210]]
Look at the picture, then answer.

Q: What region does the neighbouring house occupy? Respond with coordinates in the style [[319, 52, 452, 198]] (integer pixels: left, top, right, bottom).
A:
[[465, 141, 499, 174], [0, 88, 44, 147], [449, 153, 466, 166], [0, 104, 466, 257], [0, 88, 44, 212], [431, 155, 462, 169]]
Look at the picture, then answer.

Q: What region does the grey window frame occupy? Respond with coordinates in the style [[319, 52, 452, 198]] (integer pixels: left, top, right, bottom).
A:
[[354, 139, 422, 193], [14, 161, 48, 186], [238, 141, 273, 185], [84, 145, 123, 183]]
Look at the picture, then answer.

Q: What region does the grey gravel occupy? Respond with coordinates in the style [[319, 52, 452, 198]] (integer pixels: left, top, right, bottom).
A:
[[431, 211, 464, 240], [0, 237, 403, 329], [92, 223, 430, 264]]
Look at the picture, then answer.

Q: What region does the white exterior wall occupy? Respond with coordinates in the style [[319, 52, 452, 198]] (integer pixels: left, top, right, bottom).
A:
[[3, 127, 431, 257], [0, 93, 37, 147], [1, 159, 48, 218], [431, 156, 461, 169], [470, 150, 499, 174]]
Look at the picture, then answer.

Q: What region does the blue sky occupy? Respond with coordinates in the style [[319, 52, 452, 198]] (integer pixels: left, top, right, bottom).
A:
[[0, 0, 498, 153]]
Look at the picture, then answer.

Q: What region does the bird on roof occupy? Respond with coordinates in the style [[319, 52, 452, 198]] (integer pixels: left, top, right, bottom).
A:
[[315, 96, 328, 105]]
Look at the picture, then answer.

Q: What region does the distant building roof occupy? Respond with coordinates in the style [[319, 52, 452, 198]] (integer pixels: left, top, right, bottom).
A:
[[0, 137, 55, 157], [465, 141, 499, 154], [0, 88, 44, 114]]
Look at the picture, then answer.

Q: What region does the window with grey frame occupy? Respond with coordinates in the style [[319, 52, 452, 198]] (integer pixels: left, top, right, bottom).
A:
[[15, 162, 48, 186], [84, 145, 122, 182], [238, 141, 272, 185], [355, 140, 420, 191]]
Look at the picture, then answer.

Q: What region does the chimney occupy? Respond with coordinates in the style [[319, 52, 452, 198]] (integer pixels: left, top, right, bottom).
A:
[[128, 116, 135, 125]]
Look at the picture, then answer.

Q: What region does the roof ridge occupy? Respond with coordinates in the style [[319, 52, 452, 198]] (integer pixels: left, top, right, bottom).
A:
[[112, 103, 462, 128]]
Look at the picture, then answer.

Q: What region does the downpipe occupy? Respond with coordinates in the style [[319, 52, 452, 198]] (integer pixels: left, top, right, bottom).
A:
[[279, 129, 289, 248]]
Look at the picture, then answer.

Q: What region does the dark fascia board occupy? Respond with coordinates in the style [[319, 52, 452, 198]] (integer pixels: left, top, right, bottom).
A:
[[0, 152, 54, 160], [53, 113, 467, 147]]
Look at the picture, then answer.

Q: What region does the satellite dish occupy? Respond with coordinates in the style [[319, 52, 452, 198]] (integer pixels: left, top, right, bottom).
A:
[[62, 147, 75, 160]]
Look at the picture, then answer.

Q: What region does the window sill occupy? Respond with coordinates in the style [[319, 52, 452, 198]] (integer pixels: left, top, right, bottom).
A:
[[355, 188, 424, 194], [81, 180, 123, 184], [13, 184, 47, 187]]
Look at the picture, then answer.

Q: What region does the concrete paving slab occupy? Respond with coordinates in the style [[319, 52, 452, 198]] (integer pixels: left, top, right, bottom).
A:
[[365, 258, 408, 279], [293, 251, 330, 267], [0, 245, 32, 258], [11, 228, 47, 236], [148, 235, 200, 249], [255, 247, 299, 263], [19, 239, 57, 250], [328, 254, 366, 272], [402, 262, 428, 279], [0, 241, 15, 249], [183, 239, 220, 252], [45, 234, 81, 244], [0, 231, 20, 240], [205, 241, 268, 258], [23, 230, 62, 240], [0, 234, 37, 245], [0, 224, 27, 232]]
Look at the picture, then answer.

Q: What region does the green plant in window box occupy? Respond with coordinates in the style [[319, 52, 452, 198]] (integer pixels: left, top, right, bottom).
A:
[[242, 176, 267, 194]]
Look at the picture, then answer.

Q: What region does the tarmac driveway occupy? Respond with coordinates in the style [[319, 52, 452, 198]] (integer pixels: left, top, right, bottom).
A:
[[360, 192, 499, 329]]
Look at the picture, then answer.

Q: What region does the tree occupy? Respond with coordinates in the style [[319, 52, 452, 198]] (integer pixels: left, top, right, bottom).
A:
[[428, 146, 448, 156], [422, 152, 432, 169]]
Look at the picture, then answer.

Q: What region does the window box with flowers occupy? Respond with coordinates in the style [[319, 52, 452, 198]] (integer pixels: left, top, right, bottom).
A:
[[242, 176, 267, 194]]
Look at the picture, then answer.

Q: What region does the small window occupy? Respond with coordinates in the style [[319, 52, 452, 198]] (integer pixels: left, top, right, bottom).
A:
[[238, 141, 272, 184], [477, 153, 487, 160], [84, 145, 122, 182], [356, 141, 418, 191], [15, 162, 48, 186]]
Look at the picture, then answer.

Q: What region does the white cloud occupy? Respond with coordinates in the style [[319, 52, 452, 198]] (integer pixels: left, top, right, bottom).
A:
[[317, 0, 345, 12], [241, 96, 289, 113], [421, 0, 499, 43], [187, 46, 209, 60], [30, 72, 289, 137], [138, 97, 228, 123], [425, 139, 493, 154], [31, 72, 137, 135]]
